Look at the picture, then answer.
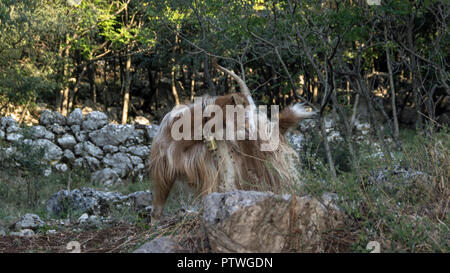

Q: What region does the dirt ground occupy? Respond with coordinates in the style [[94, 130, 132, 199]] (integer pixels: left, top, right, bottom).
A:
[[0, 225, 153, 253]]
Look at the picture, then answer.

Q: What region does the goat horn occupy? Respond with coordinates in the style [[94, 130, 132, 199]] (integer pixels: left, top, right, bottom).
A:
[[212, 58, 251, 97]]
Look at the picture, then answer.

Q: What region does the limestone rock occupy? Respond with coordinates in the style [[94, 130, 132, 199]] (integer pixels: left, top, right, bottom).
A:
[[127, 145, 150, 158], [30, 125, 54, 140], [91, 168, 121, 187], [46, 187, 125, 216], [133, 236, 184, 253], [34, 139, 63, 161], [67, 108, 84, 125], [89, 124, 134, 147], [102, 152, 132, 178], [74, 141, 103, 158], [82, 111, 109, 131], [15, 214, 45, 231], [39, 110, 66, 126], [57, 133, 77, 149], [202, 190, 345, 253]]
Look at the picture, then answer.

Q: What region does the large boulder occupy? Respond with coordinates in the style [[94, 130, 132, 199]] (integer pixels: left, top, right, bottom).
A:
[[57, 133, 77, 149], [91, 168, 122, 187], [47, 187, 152, 217], [67, 108, 84, 126], [30, 125, 54, 140], [202, 190, 345, 253], [34, 139, 63, 161], [74, 141, 103, 158], [1, 116, 17, 129], [14, 213, 45, 231], [39, 110, 66, 126], [82, 111, 109, 131], [127, 145, 150, 158], [102, 152, 133, 178], [89, 124, 134, 147], [47, 187, 125, 216]]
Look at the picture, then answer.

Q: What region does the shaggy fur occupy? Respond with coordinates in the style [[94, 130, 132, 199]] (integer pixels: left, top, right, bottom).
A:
[[149, 92, 314, 219]]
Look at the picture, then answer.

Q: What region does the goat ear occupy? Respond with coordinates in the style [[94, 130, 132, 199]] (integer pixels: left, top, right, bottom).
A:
[[231, 93, 246, 105], [230, 94, 237, 105]]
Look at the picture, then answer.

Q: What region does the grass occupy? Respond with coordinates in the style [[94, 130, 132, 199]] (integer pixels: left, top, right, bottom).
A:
[[0, 126, 448, 253], [296, 127, 449, 253]]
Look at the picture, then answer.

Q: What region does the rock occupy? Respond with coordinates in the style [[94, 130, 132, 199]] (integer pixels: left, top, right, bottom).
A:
[[30, 125, 54, 140], [54, 163, 68, 172], [79, 215, 103, 228], [144, 125, 159, 140], [133, 236, 184, 253], [74, 141, 103, 158], [103, 145, 119, 154], [47, 187, 154, 217], [202, 190, 345, 253], [129, 155, 143, 166], [57, 133, 77, 149], [15, 214, 45, 231], [34, 139, 63, 161], [118, 146, 128, 153], [368, 165, 430, 193], [91, 168, 121, 187], [78, 213, 89, 223], [133, 116, 151, 125], [62, 149, 76, 163], [89, 124, 134, 147], [125, 129, 146, 146], [6, 124, 20, 133], [47, 187, 125, 217], [1, 116, 18, 128], [43, 166, 52, 176], [39, 110, 66, 126], [10, 229, 35, 237], [0, 230, 6, 236], [73, 127, 87, 142], [82, 111, 109, 131], [127, 145, 150, 158], [67, 108, 83, 125], [73, 158, 85, 168], [286, 130, 305, 154], [84, 155, 101, 171], [6, 132, 23, 142], [49, 124, 66, 135], [127, 191, 152, 210], [46, 229, 57, 235], [0, 130, 5, 140], [102, 152, 133, 178]]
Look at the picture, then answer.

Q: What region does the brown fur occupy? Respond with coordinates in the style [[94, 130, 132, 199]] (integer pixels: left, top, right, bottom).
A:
[[149, 92, 312, 219]]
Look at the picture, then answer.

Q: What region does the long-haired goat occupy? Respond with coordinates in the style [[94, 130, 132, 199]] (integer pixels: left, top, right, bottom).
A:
[[149, 61, 315, 219]]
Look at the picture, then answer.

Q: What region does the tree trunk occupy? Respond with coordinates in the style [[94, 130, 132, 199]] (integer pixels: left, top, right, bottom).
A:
[[384, 25, 399, 140], [88, 64, 97, 104], [121, 53, 132, 124], [319, 115, 337, 178], [406, 17, 423, 130], [171, 65, 180, 105], [190, 70, 196, 102]]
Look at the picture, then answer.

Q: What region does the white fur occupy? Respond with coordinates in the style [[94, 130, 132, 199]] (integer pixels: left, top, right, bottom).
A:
[[291, 103, 316, 118]]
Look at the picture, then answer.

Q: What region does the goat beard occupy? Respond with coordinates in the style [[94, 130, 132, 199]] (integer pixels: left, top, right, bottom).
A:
[[149, 93, 312, 219]]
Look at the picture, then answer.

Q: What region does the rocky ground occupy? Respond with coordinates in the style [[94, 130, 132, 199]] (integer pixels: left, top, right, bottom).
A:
[[0, 109, 448, 253]]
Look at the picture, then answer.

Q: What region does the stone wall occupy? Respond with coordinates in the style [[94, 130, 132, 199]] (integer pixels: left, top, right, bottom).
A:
[[0, 109, 159, 186]]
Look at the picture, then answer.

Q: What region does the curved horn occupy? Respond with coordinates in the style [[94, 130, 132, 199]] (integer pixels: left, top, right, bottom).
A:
[[212, 58, 251, 97]]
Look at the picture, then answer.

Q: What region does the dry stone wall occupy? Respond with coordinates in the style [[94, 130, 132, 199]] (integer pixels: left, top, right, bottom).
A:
[[0, 109, 159, 186]]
